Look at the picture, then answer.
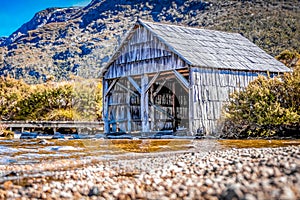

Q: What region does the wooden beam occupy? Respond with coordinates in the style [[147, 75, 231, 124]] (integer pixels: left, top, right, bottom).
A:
[[149, 102, 174, 119], [151, 70, 188, 81], [126, 80, 132, 133], [108, 119, 128, 124], [173, 70, 189, 89], [128, 77, 141, 94], [150, 85, 155, 131], [172, 81, 176, 132], [153, 79, 167, 97], [145, 72, 160, 93], [104, 79, 118, 97], [160, 71, 174, 76], [102, 78, 110, 134], [116, 82, 139, 96], [156, 75, 174, 81], [178, 73, 189, 77], [141, 74, 149, 132], [177, 68, 189, 73], [0, 121, 104, 129], [189, 68, 193, 135]]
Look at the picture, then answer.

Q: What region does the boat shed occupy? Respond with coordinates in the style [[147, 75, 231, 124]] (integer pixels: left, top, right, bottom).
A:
[[101, 19, 291, 136]]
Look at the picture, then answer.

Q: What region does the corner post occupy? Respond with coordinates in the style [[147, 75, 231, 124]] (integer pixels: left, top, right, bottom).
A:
[[102, 77, 110, 134], [141, 74, 149, 133], [189, 67, 194, 135], [126, 79, 132, 133]]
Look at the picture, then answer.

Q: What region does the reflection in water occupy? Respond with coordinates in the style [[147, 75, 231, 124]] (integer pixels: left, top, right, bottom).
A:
[[0, 138, 299, 165], [0, 139, 195, 165]]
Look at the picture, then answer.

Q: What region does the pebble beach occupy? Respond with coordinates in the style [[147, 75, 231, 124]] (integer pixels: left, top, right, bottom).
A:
[[0, 145, 299, 199]]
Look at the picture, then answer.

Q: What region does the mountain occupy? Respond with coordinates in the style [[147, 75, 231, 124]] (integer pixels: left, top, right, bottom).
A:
[[0, 0, 299, 83]]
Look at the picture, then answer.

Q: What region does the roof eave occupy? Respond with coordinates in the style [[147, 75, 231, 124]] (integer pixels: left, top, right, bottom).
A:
[[190, 64, 292, 73]]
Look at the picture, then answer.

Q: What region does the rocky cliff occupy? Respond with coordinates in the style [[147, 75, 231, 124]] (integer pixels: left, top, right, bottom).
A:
[[0, 0, 299, 83]]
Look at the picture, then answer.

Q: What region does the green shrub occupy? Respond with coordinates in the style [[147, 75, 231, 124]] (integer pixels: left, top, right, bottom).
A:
[[222, 52, 300, 138], [45, 108, 81, 121], [0, 78, 102, 121]]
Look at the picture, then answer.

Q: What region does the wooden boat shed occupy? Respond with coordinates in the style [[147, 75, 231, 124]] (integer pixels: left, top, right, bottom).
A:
[[101, 20, 290, 135]]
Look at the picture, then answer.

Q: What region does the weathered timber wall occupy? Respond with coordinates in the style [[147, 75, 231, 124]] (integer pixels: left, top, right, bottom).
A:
[[105, 26, 186, 79], [105, 75, 190, 133], [107, 78, 142, 133], [191, 67, 277, 135]]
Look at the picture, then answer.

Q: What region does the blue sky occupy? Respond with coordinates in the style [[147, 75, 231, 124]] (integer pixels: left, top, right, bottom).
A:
[[0, 0, 91, 36]]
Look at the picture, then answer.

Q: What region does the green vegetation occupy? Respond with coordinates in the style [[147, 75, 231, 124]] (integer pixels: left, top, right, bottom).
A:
[[0, 77, 102, 121], [221, 50, 300, 138]]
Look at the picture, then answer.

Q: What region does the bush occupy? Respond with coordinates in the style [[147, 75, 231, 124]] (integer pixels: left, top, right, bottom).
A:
[[221, 52, 300, 138], [0, 130, 14, 138], [0, 78, 102, 121], [45, 108, 81, 121]]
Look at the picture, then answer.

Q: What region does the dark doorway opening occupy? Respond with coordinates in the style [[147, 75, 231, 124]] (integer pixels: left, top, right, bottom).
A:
[[149, 76, 189, 132]]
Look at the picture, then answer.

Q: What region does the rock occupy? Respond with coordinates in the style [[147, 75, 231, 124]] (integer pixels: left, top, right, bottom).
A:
[[2, 181, 13, 190], [205, 179, 213, 186], [221, 184, 244, 200], [38, 139, 53, 145], [244, 194, 257, 200], [60, 191, 73, 198], [177, 161, 186, 168], [273, 167, 282, 177], [280, 187, 296, 200], [88, 186, 101, 197], [42, 185, 51, 192], [41, 193, 47, 199]]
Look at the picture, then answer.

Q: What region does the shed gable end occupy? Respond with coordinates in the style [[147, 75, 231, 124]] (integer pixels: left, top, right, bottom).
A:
[[105, 26, 187, 79]]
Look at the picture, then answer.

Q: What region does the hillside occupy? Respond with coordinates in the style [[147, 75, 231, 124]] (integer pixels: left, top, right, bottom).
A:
[[0, 0, 299, 83]]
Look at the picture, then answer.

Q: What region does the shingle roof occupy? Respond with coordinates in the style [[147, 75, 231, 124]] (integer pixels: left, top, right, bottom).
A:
[[103, 20, 291, 76], [139, 20, 290, 73]]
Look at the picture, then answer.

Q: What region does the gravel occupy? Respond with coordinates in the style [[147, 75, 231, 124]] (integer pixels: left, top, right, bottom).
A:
[[0, 146, 299, 199]]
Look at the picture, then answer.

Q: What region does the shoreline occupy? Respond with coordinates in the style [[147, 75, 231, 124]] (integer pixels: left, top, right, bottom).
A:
[[0, 145, 299, 199]]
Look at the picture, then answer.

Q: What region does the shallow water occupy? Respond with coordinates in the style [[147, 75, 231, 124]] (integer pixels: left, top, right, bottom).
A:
[[0, 138, 299, 165]]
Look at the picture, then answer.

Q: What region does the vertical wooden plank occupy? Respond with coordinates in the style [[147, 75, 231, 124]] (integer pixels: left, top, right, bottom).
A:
[[102, 78, 110, 134], [127, 79, 131, 133], [150, 85, 155, 131], [172, 81, 176, 132], [141, 74, 149, 132], [189, 67, 194, 135]]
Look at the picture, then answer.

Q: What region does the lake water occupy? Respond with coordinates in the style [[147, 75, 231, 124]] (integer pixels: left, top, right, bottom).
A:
[[1, 138, 299, 165]]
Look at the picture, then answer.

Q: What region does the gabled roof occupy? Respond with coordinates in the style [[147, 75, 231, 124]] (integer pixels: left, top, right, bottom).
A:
[[103, 20, 291, 76]]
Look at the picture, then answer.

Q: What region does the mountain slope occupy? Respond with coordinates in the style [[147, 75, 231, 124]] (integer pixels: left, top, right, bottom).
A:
[[0, 0, 299, 83]]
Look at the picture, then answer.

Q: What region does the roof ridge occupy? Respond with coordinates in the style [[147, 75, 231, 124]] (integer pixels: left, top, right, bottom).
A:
[[138, 19, 241, 36]]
